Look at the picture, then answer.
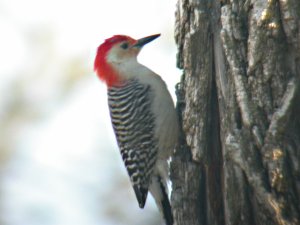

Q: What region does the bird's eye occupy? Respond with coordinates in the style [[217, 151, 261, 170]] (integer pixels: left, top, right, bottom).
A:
[[120, 42, 129, 49]]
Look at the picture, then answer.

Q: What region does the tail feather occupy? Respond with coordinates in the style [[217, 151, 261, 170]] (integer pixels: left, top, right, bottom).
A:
[[159, 179, 174, 225], [149, 175, 174, 225]]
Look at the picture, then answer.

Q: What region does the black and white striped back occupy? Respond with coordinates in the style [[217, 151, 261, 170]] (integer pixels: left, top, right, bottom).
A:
[[108, 79, 158, 208]]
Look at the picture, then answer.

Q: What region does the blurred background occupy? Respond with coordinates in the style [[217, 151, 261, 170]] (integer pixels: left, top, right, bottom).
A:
[[0, 0, 180, 224]]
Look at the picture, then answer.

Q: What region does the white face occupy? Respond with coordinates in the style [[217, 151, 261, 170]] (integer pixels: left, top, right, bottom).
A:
[[105, 41, 145, 81], [106, 41, 141, 65]]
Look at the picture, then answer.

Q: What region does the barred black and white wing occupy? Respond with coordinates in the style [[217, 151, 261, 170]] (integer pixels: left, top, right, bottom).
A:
[[108, 79, 158, 208]]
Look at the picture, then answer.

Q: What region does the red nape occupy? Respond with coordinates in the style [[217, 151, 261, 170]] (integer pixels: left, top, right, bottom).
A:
[[94, 52, 119, 87], [94, 35, 135, 87]]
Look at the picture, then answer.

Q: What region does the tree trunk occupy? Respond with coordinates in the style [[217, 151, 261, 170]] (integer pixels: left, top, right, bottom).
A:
[[170, 0, 300, 225]]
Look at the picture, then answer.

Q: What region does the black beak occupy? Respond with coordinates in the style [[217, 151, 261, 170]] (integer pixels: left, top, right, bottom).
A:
[[132, 34, 161, 48]]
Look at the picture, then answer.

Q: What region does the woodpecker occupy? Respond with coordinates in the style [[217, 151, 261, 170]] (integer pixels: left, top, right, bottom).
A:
[[94, 34, 178, 225]]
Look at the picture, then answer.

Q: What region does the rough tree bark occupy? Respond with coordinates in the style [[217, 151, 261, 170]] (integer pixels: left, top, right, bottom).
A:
[[170, 0, 300, 225]]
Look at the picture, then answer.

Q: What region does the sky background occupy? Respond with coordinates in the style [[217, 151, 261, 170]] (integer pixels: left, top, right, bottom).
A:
[[0, 0, 181, 225]]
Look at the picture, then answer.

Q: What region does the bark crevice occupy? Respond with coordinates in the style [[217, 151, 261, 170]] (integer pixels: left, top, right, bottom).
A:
[[171, 0, 300, 224]]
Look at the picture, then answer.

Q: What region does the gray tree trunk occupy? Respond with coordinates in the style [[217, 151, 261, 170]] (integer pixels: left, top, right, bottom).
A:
[[170, 0, 300, 225]]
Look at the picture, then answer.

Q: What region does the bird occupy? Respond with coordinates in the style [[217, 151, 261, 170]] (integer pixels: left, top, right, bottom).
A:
[[94, 34, 178, 225]]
